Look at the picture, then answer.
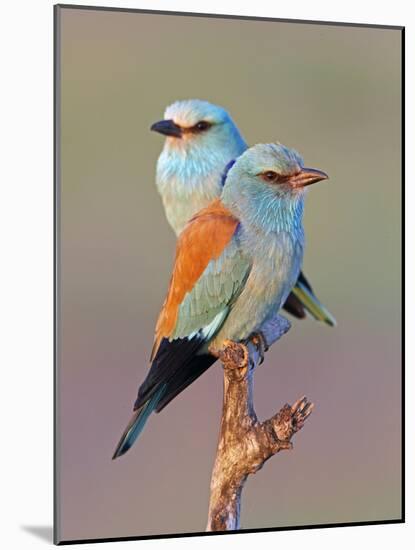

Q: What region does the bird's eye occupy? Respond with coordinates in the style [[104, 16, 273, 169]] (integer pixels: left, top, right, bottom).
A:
[[194, 121, 211, 132], [261, 171, 280, 183]]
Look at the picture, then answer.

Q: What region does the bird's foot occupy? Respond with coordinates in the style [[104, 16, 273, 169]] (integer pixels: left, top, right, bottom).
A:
[[248, 331, 269, 365]]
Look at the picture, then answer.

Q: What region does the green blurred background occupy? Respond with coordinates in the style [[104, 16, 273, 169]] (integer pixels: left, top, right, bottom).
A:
[[57, 6, 402, 542]]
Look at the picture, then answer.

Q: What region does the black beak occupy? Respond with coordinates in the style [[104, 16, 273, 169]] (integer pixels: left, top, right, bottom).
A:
[[150, 119, 182, 138], [289, 167, 329, 188]]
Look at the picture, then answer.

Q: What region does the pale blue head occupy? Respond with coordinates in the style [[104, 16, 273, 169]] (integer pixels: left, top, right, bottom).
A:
[[150, 99, 246, 156], [222, 143, 329, 232]]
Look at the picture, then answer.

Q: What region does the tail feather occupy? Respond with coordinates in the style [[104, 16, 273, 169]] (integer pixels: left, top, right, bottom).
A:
[[112, 385, 165, 460], [292, 280, 336, 327]]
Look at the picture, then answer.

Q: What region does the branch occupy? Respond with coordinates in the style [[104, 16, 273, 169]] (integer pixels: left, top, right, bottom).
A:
[[206, 315, 314, 532]]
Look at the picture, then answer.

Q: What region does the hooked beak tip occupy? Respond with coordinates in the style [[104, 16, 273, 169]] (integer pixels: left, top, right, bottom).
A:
[[291, 167, 329, 188]]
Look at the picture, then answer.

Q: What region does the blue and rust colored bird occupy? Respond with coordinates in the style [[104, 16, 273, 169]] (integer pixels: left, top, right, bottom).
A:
[[150, 99, 335, 326], [113, 143, 329, 459]]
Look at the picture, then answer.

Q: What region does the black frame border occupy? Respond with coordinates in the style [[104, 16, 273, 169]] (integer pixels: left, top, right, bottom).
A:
[[53, 4, 405, 545]]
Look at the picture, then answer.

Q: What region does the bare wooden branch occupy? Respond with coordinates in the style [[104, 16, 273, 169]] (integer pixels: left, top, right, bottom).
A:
[[206, 314, 314, 532]]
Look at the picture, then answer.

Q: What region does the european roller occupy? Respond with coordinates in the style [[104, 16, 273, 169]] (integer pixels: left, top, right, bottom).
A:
[[113, 143, 329, 458], [151, 99, 335, 326]]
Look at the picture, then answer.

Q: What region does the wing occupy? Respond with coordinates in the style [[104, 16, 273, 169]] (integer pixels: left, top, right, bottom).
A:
[[152, 199, 248, 358], [135, 200, 251, 409], [282, 290, 306, 319]]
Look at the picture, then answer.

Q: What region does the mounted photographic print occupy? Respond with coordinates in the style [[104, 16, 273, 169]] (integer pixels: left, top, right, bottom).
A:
[[54, 4, 404, 545]]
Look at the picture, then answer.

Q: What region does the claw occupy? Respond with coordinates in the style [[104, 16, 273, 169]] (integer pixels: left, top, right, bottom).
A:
[[249, 331, 268, 365]]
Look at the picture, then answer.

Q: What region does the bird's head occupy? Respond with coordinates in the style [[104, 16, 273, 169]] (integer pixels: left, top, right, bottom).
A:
[[225, 142, 328, 199], [222, 143, 329, 229], [150, 99, 245, 154]]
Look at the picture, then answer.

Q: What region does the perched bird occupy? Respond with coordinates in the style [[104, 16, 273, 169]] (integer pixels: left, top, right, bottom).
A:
[[151, 99, 335, 326], [113, 143, 329, 459]]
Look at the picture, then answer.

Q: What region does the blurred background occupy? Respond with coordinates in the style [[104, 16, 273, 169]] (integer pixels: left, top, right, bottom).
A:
[[57, 6, 402, 542]]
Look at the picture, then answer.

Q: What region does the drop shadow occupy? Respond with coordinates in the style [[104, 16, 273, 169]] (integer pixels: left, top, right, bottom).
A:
[[21, 525, 54, 543]]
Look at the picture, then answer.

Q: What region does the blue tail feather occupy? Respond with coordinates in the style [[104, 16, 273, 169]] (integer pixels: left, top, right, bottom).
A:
[[112, 385, 165, 459]]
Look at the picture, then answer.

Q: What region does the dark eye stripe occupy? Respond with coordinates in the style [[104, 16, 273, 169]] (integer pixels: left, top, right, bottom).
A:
[[260, 171, 279, 183], [259, 171, 292, 184], [180, 120, 213, 135], [191, 121, 212, 133]]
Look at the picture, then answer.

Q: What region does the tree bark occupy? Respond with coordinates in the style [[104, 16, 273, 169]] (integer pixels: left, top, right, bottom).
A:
[[206, 315, 314, 532]]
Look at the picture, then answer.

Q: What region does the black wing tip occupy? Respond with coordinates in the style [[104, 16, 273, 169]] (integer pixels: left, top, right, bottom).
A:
[[136, 336, 204, 407], [283, 292, 307, 320]]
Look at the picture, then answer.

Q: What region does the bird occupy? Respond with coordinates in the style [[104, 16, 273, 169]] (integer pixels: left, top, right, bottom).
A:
[[113, 142, 329, 459], [150, 99, 335, 326]]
